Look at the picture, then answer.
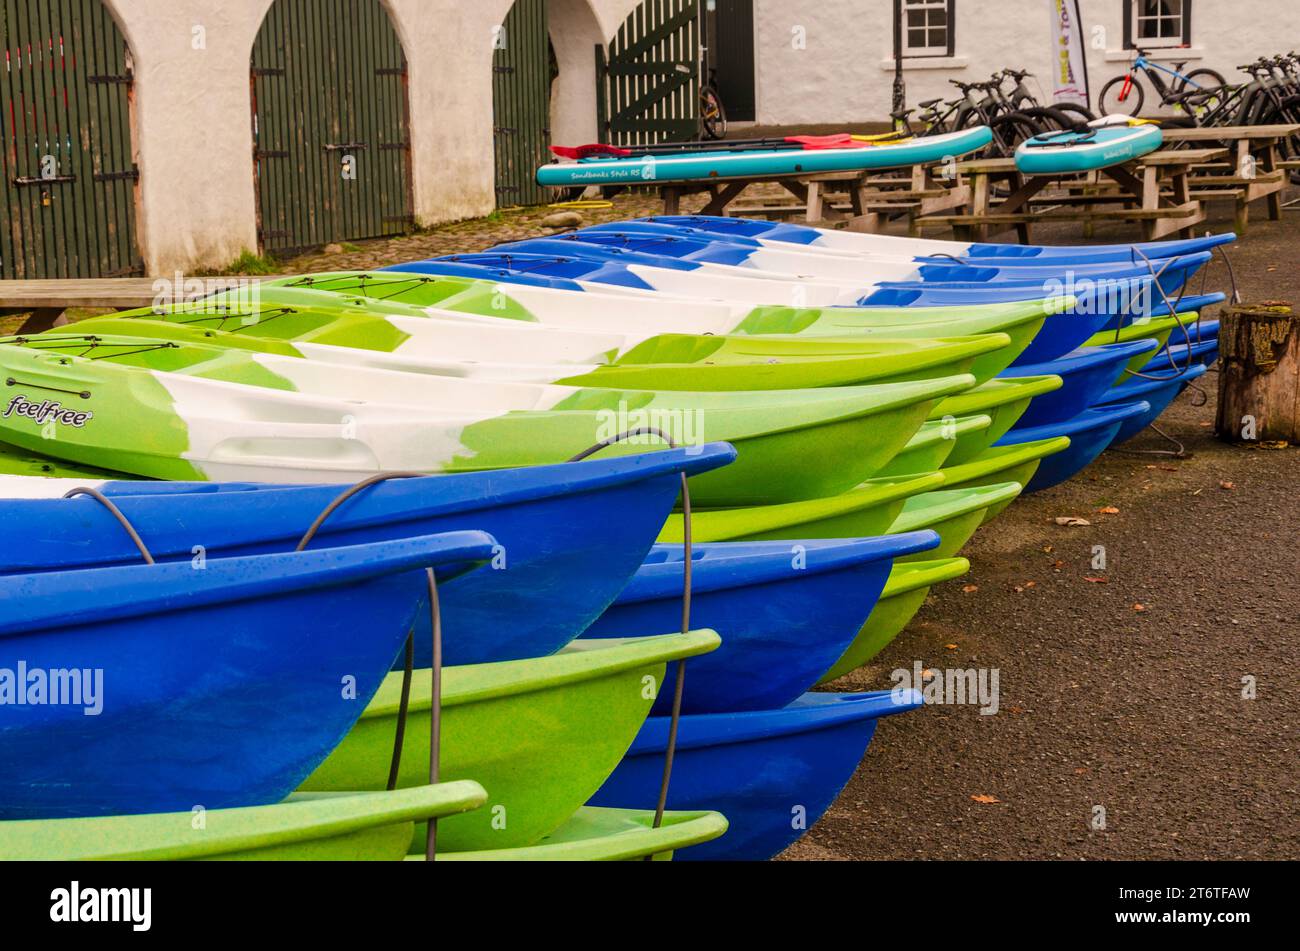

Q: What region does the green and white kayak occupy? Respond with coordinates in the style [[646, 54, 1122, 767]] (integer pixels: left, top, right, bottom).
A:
[[657, 472, 945, 544], [0, 439, 135, 481], [938, 437, 1071, 521], [299, 632, 720, 853], [436, 807, 728, 862], [930, 375, 1063, 465], [887, 482, 1024, 559], [72, 309, 1011, 392], [875, 414, 994, 477], [0, 783, 487, 860], [818, 557, 971, 683], [0, 334, 973, 504], [248, 272, 1067, 379]]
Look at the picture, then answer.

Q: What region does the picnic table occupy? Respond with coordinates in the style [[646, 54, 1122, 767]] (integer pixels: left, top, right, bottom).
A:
[[647, 156, 968, 231], [1160, 124, 1299, 232], [0, 277, 281, 334], [917, 147, 1227, 243]]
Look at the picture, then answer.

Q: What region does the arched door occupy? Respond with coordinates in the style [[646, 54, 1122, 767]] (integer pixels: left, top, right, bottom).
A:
[[251, 0, 414, 255], [492, 0, 552, 208], [0, 0, 141, 278]]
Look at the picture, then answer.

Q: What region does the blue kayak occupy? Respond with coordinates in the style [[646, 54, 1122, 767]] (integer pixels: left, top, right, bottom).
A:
[[996, 401, 1152, 491], [581, 533, 940, 714], [0, 531, 495, 819], [627, 214, 1237, 265], [536, 127, 993, 186], [0, 446, 736, 667], [1099, 363, 1208, 445], [1094, 292, 1223, 333], [589, 690, 922, 861], [1002, 340, 1159, 429], [1016, 122, 1163, 175]]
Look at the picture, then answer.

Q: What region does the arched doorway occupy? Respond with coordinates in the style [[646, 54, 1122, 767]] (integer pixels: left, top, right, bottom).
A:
[[251, 0, 414, 255], [0, 0, 142, 278], [492, 0, 552, 208], [598, 0, 702, 146]]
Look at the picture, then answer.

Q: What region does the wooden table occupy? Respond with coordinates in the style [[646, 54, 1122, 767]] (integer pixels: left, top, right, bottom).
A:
[[0, 277, 282, 334], [918, 147, 1226, 243], [650, 157, 967, 232], [1161, 124, 1299, 233]]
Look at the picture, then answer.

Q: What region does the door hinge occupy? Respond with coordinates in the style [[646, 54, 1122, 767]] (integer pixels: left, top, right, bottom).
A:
[[12, 175, 77, 186], [93, 168, 140, 183], [87, 73, 132, 85], [252, 67, 286, 78]]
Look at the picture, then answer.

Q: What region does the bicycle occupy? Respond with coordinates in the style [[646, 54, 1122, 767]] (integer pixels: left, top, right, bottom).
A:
[[700, 67, 727, 141], [998, 68, 1096, 126], [1098, 47, 1226, 116]]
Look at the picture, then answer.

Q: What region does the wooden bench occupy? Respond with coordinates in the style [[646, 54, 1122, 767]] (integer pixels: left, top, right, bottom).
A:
[[0, 277, 283, 334], [1161, 124, 1299, 232], [919, 148, 1225, 243]]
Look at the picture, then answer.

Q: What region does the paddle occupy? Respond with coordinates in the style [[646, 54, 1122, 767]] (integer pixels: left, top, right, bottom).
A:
[[548, 133, 862, 161]]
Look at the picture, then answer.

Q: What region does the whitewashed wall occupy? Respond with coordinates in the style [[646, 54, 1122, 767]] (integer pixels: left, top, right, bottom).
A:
[[750, 0, 1284, 127], [103, 0, 641, 273]]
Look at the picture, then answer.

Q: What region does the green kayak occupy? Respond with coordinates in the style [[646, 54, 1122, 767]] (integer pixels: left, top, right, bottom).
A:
[[74, 309, 1011, 392], [657, 472, 945, 544], [930, 375, 1063, 465], [0, 439, 136, 481], [938, 437, 1072, 521], [875, 414, 994, 477], [1085, 312, 1200, 373], [252, 273, 1065, 381], [0, 334, 973, 503], [887, 482, 1024, 560], [435, 807, 728, 862], [818, 558, 972, 683], [299, 631, 720, 853], [0, 783, 487, 860]]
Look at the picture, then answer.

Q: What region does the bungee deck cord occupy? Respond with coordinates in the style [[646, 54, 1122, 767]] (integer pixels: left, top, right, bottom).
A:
[[567, 427, 694, 860]]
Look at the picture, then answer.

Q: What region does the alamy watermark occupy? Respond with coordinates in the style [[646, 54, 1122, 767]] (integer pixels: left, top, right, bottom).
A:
[[891, 661, 1000, 715], [0, 662, 104, 715]]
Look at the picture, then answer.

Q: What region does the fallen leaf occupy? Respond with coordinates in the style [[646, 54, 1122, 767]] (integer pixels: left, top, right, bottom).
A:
[[1053, 559, 1065, 569], [1145, 464, 1158, 469], [1199, 421, 1213, 428], [1042, 545, 1054, 554], [944, 643, 958, 650], [1012, 585, 1024, 593], [1007, 704, 1025, 714], [1259, 440, 1289, 450], [970, 794, 1001, 804], [1160, 466, 1177, 472], [1023, 580, 1037, 589], [1219, 480, 1235, 490], [961, 584, 979, 593], [1074, 767, 1089, 775], [1192, 488, 1203, 496], [1054, 516, 1091, 527], [1133, 603, 1146, 612], [1084, 576, 1109, 583], [1098, 506, 1120, 514]]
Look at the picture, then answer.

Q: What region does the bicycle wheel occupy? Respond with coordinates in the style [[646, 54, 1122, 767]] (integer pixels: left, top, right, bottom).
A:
[[1098, 74, 1145, 116], [700, 88, 727, 140], [1019, 105, 1081, 131], [1182, 68, 1227, 92], [1050, 101, 1097, 123], [987, 111, 1042, 157]]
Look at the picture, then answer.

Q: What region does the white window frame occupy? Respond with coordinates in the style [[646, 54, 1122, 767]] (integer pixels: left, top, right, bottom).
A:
[[900, 0, 953, 59], [1130, 0, 1189, 49]]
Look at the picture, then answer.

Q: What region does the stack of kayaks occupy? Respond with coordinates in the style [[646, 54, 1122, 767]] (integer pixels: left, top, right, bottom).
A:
[[0, 213, 1232, 861]]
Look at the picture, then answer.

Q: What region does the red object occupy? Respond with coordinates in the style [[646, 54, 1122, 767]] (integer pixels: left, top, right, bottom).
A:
[[784, 134, 858, 150], [549, 143, 633, 159]]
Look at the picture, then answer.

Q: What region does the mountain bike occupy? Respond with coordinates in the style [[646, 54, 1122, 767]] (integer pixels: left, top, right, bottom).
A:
[[1098, 47, 1226, 116], [700, 67, 727, 140], [998, 68, 1096, 126]]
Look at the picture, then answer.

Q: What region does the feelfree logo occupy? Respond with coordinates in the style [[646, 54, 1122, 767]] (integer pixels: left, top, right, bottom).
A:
[[2, 394, 94, 428]]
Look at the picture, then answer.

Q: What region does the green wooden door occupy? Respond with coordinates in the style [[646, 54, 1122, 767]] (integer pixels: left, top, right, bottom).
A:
[[598, 0, 702, 146], [0, 0, 141, 279], [493, 0, 551, 208], [251, 0, 414, 255]]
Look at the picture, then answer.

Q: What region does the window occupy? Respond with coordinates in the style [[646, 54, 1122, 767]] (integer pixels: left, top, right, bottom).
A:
[[898, 0, 954, 58], [1125, 0, 1192, 49]]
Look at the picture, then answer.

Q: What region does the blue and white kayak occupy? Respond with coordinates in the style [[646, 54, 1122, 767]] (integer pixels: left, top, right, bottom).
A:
[[536, 127, 993, 187], [1015, 118, 1163, 175], [509, 229, 1212, 286], [631, 214, 1237, 265]]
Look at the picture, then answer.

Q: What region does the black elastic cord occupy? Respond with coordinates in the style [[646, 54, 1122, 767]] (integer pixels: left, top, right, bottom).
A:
[[566, 428, 693, 857], [62, 487, 156, 564]]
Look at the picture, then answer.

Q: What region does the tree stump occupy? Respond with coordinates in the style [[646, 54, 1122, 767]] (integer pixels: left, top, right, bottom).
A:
[[1215, 301, 1299, 444]]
